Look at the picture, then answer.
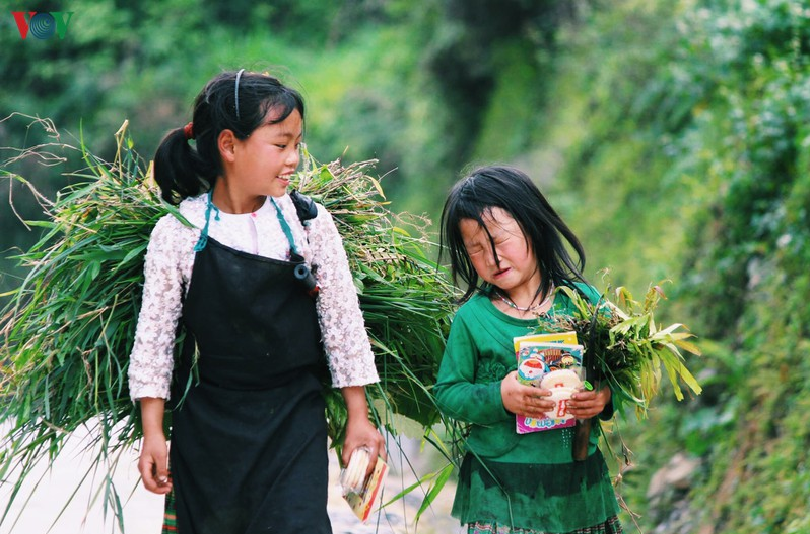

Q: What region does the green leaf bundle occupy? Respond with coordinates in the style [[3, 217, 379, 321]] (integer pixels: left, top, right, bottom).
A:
[[548, 283, 703, 419]]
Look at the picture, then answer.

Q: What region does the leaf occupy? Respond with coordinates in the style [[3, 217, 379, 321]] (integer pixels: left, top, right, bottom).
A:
[[662, 343, 703, 395], [381, 465, 444, 507], [369, 176, 386, 199], [414, 462, 455, 524], [87, 261, 101, 281], [674, 338, 702, 356]]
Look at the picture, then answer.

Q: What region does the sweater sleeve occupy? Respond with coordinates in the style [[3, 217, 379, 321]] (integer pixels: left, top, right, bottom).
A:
[[433, 313, 511, 425], [127, 216, 193, 401], [307, 204, 379, 388]]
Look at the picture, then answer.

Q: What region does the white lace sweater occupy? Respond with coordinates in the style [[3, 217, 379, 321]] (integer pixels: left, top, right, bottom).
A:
[[128, 193, 379, 401]]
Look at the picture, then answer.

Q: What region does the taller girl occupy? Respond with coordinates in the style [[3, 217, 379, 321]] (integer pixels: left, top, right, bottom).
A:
[[434, 166, 622, 534], [128, 70, 385, 533]]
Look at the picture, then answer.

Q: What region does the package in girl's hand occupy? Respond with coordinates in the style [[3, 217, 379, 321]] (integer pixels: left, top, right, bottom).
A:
[[514, 332, 584, 434], [340, 448, 389, 522]]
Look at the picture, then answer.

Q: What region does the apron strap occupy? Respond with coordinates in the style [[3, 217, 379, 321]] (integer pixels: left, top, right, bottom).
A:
[[193, 190, 221, 252], [270, 197, 300, 256]]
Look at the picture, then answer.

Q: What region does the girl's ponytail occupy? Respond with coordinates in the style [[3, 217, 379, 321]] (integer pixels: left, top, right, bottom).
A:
[[153, 126, 209, 205]]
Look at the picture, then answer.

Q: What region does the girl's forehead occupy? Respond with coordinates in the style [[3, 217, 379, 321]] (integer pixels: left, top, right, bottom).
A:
[[483, 206, 514, 222], [255, 109, 303, 136], [477, 206, 518, 229], [460, 207, 518, 236], [263, 105, 300, 123]]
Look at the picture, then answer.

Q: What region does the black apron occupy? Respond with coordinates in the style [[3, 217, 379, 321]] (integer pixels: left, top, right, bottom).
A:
[[169, 234, 331, 534]]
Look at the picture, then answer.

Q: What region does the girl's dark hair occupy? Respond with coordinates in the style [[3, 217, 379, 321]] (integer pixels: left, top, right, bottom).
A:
[[439, 165, 588, 303], [153, 70, 305, 204]]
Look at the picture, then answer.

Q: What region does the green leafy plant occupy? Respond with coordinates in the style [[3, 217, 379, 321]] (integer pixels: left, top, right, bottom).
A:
[[549, 281, 703, 419], [0, 118, 458, 530]]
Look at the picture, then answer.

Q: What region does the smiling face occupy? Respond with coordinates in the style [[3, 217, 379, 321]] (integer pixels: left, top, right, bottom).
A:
[[459, 206, 541, 297], [229, 107, 303, 199]]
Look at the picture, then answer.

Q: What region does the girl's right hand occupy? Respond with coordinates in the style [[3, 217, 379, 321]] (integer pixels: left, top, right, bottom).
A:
[[500, 370, 553, 418], [138, 433, 173, 495]]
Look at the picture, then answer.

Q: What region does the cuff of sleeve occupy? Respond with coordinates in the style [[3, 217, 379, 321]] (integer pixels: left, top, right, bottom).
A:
[[130, 384, 171, 403], [331, 370, 380, 389], [334, 378, 380, 389]]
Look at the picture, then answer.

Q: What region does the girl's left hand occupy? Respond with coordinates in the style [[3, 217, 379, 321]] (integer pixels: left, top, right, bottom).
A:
[[342, 414, 387, 476], [567, 386, 611, 419]]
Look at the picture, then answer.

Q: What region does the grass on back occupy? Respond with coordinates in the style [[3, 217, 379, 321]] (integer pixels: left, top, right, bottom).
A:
[[0, 118, 459, 530]]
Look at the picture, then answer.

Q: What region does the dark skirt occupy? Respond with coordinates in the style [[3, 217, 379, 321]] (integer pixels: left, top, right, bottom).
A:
[[453, 450, 621, 533], [467, 515, 623, 533]]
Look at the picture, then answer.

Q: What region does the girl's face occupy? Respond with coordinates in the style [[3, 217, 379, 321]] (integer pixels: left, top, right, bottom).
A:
[[459, 207, 540, 295], [230, 108, 303, 198]]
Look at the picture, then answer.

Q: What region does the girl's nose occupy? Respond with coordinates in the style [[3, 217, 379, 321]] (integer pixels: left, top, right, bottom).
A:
[[485, 249, 500, 268], [285, 148, 300, 167]]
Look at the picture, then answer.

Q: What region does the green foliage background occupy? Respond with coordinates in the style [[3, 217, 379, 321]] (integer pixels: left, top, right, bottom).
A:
[[2, 0, 809, 532]]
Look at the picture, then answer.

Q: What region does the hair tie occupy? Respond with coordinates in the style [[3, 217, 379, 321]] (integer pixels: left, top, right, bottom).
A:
[[234, 68, 246, 121], [183, 122, 194, 140]]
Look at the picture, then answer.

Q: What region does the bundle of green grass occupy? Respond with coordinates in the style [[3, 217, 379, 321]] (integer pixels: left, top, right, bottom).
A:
[[549, 283, 703, 419], [0, 121, 456, 525]]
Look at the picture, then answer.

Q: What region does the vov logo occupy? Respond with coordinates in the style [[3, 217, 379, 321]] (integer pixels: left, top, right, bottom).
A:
[[12, 11, 74, 39]]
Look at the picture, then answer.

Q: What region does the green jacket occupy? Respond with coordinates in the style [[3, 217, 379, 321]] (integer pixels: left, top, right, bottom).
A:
[[434, 283, 608, 463]]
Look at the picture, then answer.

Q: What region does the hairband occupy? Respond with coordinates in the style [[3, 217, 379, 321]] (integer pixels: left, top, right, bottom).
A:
[[183, 122, 194, 140], [234, 68, 246, 120]]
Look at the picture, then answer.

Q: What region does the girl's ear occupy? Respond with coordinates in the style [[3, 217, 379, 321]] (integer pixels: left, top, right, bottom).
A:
[[218, 129, 237, 162]]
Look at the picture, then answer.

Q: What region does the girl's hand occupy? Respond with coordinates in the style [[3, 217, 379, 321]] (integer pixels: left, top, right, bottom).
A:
[[340, 386, 386, 478], [567, 385, 612, 419], [342, 414, 387, 477], [500, 370, 554, 418], [138, 432, 173, 495]]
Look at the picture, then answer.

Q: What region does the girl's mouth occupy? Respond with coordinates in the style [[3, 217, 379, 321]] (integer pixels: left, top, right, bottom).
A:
[[494, 267, 510, 278]]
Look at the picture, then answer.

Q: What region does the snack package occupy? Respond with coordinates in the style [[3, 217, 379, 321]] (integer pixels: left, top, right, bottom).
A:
[[513, 331, 578, 354], [514, 340, 584, 434], [340, 447, 389, 522], [542, 384, 578, 421]]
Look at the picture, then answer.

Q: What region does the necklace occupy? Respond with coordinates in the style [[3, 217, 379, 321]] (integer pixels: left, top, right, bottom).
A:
[[495, 286, 555, 313]]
